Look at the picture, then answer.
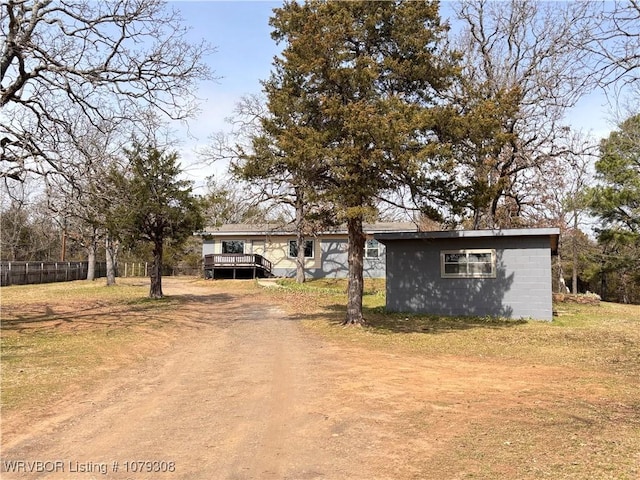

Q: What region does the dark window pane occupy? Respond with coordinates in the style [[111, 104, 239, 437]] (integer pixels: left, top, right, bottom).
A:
[[304, 240, 313, 258], [444, 263, 463, 274], [289, 240, 313, 258], [365, 239, 379, 258], [468, 263, 486, 274], [445, 253, 466, 264], [222, 241, 244, 254], [443, 250, 495, 277]]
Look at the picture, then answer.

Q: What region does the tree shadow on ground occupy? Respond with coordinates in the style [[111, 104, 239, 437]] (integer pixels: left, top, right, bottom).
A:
[[0, 292, 240, 333], [288, 303, 528, 334], [363, 306, 528, 334]]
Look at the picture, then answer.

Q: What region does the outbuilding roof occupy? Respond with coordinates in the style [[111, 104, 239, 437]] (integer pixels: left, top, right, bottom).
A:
[[375, 228, 560, 254]]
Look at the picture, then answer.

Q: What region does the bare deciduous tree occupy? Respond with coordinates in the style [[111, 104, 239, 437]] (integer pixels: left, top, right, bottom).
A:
[[203, 175, 272, 227], [202, 94, 328, 284], [44, 116, 125, 281], [450, 0, 600, 228], [0, 180, 64, 260], [583, 0, 640, 88], [1, 0, 213, 181]]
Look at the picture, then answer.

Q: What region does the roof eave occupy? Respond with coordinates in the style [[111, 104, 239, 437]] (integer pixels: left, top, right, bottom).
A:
[[375, 228, 561, 254]]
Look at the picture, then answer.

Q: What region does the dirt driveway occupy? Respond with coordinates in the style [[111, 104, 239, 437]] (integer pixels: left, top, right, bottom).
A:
[[5, 279, 424, 480], [2, 279, 628, 479]]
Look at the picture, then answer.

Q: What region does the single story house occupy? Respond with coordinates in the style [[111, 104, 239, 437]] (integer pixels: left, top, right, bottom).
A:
[[198, 222, 418, 279], [375, 228, 560, 321]]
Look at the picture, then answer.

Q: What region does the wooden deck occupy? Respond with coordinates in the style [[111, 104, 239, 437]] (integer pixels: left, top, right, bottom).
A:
[[203, 254, 273, 279]]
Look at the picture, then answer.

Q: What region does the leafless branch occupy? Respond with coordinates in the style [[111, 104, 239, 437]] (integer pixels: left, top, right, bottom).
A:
[[1, 0, 215, 180]]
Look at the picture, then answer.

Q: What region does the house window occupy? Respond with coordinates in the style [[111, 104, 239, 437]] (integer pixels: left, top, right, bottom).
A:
[[365, 239, 380, 258], [288, 240, 314, 258], [222, 240, 244, 254], [441, 249, 496, 278]]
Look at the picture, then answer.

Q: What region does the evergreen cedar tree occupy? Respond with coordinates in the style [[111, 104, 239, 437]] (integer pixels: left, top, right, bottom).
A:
[[109, 142, 204, 299], [246, 1, 460, 324]]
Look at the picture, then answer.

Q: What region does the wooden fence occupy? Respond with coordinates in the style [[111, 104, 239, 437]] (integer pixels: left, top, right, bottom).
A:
[[122, 262, 148, 278], [119, 262, 202, 277], [0, 261, 107, 287], [0, 261, 203, 287]]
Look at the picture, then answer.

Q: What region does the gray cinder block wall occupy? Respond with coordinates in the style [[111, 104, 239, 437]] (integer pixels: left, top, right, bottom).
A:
[[376, 230, 558, 321]]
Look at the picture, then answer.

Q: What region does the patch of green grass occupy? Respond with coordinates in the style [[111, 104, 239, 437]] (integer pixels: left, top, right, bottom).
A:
[[275, 277, 385, 296], [276, 277, 347, 294], [552, 301, 639, 327]]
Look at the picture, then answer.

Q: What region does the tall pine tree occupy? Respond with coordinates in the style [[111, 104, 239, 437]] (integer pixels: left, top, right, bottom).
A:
[[255, 1, 459, 324], [589, 114, 640, 303]]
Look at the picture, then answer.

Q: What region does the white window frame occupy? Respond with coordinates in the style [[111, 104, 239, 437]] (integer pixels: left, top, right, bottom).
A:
[[365, 239, 380, 258], [440, 249, 496, 279], [222, 240, 245, 254], [288, 239, 314, 259]]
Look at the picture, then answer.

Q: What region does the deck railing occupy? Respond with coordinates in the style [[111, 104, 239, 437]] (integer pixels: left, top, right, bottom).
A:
[[204, 254, 273, 274]]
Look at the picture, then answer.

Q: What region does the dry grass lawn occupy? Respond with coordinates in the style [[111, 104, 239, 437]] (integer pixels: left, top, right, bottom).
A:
[[263, 278, 640, 479], [1, 277, 639, 479]]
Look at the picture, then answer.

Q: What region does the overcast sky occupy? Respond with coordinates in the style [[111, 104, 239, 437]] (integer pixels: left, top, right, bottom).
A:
[[169, 1, 619, 190]]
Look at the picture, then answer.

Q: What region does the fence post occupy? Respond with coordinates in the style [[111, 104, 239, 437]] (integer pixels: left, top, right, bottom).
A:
[[145, 262, 148, 277]]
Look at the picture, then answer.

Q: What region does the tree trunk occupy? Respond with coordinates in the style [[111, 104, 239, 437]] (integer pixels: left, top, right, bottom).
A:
[[488, 194, 501, 229], [105, 235, 119, 286], [572, 214, 578, 294], [295, 232, 306, 283], [344, 216, 365, 325], [555, 233, 567, 293], [60, 222, 67, 261], [472, 208, 482, 230], [150, 240, 163, 298], [557, 254, 569, 293], [86, 238, 97, 281], [295, 189, 306, 284]]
